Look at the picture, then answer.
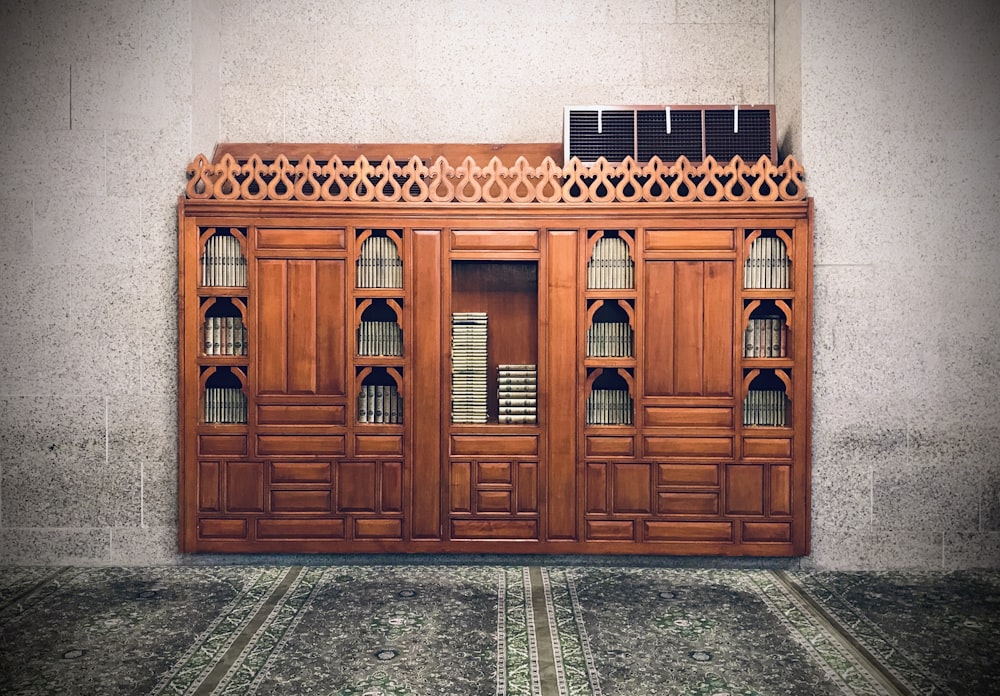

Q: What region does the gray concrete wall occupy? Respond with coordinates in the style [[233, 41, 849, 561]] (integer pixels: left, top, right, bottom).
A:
[[798, 0, 1000, 568], [1, 0, 996, 567]]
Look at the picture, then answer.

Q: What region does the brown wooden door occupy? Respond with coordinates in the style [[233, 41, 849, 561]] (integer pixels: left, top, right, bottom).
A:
[[256, 258, 347, 397], [643, 260, 734, 398]]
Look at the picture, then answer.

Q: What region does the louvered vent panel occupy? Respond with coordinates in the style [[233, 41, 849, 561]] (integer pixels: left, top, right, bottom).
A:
[[566, 109, 635, 163], [704, 108, 773, 162], [565, 105, 775, 165], [636, 109, 703, 162]]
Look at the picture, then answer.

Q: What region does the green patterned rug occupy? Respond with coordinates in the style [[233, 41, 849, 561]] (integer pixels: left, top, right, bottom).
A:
[[0, 566, 996, 695]]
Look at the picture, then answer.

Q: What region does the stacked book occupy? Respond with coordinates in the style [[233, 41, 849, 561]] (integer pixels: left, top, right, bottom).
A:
[[498, 364, 537, 424], [358, 320, 403, 356], [204, 387, 247, 424], [357, 235, 403, 288], [201, 235, 246, 287], [744, 316, 787, 358], [587, 235, 633, 289], [204, 316, 248, 356], [586, 388, 633, 425], [744, 236, 790, 289], [743, 389, 788, 426], [451, 312, 488, 423], [586, 320, 633, 357], [357, 384, 403, 424]]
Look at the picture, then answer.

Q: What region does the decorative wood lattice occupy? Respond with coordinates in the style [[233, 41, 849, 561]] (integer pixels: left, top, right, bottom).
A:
[[185, 153, 806, 204]]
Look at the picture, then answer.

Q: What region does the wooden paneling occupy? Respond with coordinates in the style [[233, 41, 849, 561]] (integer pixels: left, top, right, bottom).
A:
[[270, 461, 332, 484], [643, 260, 733, 397], [257, 435, 345, 456], [726, 465, 765, 515], [645, 229, 734, 251], [612, 463, 651, 514], [337, 461, 377, 512], [257, 258, 346, 396], [410, 229, 442, 539], [270, 490, 332, 513], [451, 435, 538, 456], [257, 518, 345, 539], [644, 406, 733, 428], [180, 164, 811, 557], [198, 461, 221, 512], [451, 519, 538, 539], [451, 230, 539, 251], [546, 229, 578, 540], [645, 521, 733, 542], [199, 435, 246, 456], [657, 463, 720, 487], [226, 462, 263, 512], [644, 436, 733, 459], [258, 404, 345, 425], [257, 228, 346, 250]]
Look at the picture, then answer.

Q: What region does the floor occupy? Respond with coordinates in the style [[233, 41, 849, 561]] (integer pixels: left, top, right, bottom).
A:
[[0, 563, 997, 695]]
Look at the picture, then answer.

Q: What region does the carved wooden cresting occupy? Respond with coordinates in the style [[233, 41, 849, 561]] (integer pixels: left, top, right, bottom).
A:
[[178, 146, 812, 556], [185, 153, 806, 204]]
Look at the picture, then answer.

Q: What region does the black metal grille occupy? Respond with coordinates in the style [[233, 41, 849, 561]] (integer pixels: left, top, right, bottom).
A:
[[704, 108, 774, 162], [637, 109, 703, 162], [567, 110, 635, 163]]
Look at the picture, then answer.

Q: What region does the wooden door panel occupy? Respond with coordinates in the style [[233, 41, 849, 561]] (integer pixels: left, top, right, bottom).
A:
[[257, 258, 346, 396], [643, 260, 734, 397]]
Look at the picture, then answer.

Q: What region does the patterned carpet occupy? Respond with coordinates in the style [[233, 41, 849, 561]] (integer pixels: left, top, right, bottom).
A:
[[0, 565, 997, 695]]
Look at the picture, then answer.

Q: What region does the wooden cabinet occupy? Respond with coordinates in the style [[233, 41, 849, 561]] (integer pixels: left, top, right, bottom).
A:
[[178, 145, 812, 556]]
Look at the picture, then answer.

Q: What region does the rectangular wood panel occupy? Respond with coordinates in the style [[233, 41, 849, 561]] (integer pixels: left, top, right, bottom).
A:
[[451, 519, 538, 539], [770, 465, 793, 516], [451, 229, 539, 251], [612, 463, 651, 513], [226, 462, 263, 512], [657, 463, 720, 487], [643, 260, 733, 396], [644, 436, 733, 459], [257, 228, 345, 249], [270, 461, 332, 484], [586, 520, 635, 541], [257, 435, 345, 456], [338, 461, 377, 512], [547, 229, 578, 540], [410, 229, 442, 539], [199, 435, 246, 456], [645, 229, 734, 251], [258, 404, 345, 425], [726, 465, 765, 515], [517, 462, 538, 513], [257, 518, 345, 539], [644, 521, 733, 542], [381, 461, 403, 513], [270, 490, 332, 513], [644, 407, 732, 428], [256, 258, 345, 396], [450, 461, 472, 512], [199, 518, 247, 539], [586, 462, 609, 514], [198, 461, 220, 512], [451, 435, 538, 456]]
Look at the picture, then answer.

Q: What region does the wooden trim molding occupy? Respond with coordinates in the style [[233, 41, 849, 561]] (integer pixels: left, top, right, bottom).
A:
[[185, 153, 806, 205]]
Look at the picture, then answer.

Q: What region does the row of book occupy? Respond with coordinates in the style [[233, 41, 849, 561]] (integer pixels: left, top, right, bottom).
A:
[[743, 317, 788, 358], [357, 384, 403, 424], [586, 321, 633, 358], [587, 236, 634, 290], [451, 312, 488, 424], [357, 236, 403, 288], [743, 389, 788, 427], [201, 235, 247, 287], [358, 320, 403, 357], [744, 236, 790, 289], [204, 317, 248, 356], [586, 388, 634, 425], [204, 387, 247, 424], [498, 364, 537, 424]]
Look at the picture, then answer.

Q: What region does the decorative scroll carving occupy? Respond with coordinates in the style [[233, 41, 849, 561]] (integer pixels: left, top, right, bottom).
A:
[[185, 152, 806, 203]]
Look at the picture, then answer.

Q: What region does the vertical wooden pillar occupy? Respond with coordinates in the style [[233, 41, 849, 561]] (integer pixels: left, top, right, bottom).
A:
[[545, 229, 578, 540], [410, 229, 442, 539]]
